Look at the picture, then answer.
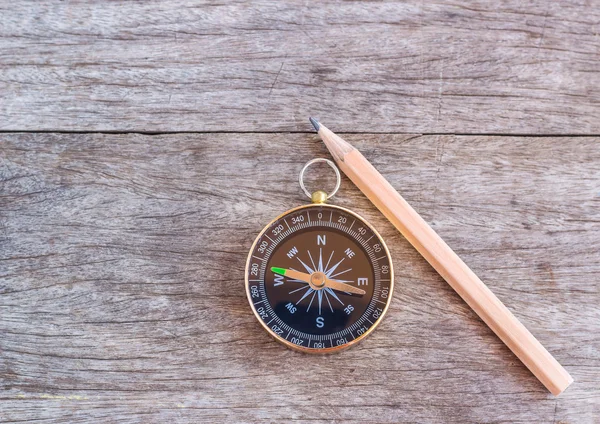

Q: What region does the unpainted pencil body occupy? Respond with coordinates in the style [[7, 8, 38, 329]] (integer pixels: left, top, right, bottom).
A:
[[315, 122, 573, 396]]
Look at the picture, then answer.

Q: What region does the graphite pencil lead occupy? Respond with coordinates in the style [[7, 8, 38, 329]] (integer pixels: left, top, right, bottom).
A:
[[309, 117, 320, 131]]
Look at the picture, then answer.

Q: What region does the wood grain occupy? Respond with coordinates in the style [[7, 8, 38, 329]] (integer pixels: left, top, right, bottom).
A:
[[1, 132, 599, 423], [1, 1, 600, 133]]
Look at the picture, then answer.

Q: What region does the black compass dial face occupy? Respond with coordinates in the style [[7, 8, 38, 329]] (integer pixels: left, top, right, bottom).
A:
[[245, 204, 394, 352]]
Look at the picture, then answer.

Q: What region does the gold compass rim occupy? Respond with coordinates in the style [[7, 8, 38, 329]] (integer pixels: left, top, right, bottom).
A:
[[244, 203, 395, 354]]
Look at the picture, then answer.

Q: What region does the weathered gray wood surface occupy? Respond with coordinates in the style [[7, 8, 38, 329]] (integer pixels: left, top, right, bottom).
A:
[[1, 133, 599, 423], [2, 0, 600, 421], [2, 0, 600, 133]]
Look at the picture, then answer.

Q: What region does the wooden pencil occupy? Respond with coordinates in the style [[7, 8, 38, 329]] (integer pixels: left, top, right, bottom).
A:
[[310, 118, 573, 396]]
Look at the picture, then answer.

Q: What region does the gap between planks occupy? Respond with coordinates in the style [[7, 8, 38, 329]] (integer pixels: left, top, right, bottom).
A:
[[1, 131, 600, 137]]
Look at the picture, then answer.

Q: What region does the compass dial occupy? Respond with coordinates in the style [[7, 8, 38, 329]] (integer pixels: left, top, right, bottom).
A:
[[245, 204, 394, 353]]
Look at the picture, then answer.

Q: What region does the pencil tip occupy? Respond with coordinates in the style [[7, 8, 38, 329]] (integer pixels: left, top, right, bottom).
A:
[[312, 120, 355, 162], [309, 117, 320, 132]]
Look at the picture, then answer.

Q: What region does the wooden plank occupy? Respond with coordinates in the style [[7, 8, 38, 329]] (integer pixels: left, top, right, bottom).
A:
[[1, 1, 599, 133], [1, 132, 599, 423]]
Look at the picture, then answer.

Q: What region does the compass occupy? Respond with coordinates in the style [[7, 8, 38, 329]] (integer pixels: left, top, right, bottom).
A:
[[245, 158, 394, 353]]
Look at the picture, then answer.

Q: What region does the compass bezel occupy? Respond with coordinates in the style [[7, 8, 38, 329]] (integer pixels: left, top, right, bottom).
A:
[[244, 203, 394, 354]]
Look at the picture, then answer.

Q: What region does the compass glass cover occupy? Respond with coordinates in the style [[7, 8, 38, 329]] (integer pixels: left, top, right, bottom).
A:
[[246, 204, 393, 352]]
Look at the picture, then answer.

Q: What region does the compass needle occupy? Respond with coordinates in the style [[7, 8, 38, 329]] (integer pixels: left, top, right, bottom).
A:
[[323, 277, 365, 295], [246, 161, 393, 352]]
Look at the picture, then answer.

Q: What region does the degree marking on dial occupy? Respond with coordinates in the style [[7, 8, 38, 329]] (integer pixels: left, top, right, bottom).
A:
[[307, 211, 311, 223], [265, 234, 275, 243], [349, 219, 355, 230], [252, 255, 265, 261], [284, 218, 291, 230], [376, 256, 387, 261], [365, 234, 375, 243]]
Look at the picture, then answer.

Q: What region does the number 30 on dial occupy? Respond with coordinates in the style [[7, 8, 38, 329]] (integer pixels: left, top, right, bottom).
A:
[[245, 204, 394, 353]]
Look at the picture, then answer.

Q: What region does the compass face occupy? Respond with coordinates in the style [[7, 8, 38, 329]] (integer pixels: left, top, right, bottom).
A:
[[245, 204, 394, 353]]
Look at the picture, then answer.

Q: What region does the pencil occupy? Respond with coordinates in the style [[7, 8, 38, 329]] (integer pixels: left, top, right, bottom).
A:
[[310, 117, 573, 396]]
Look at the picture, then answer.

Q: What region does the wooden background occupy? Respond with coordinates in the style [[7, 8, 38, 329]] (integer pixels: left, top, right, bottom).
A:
[[1, 1, 599, 423]]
